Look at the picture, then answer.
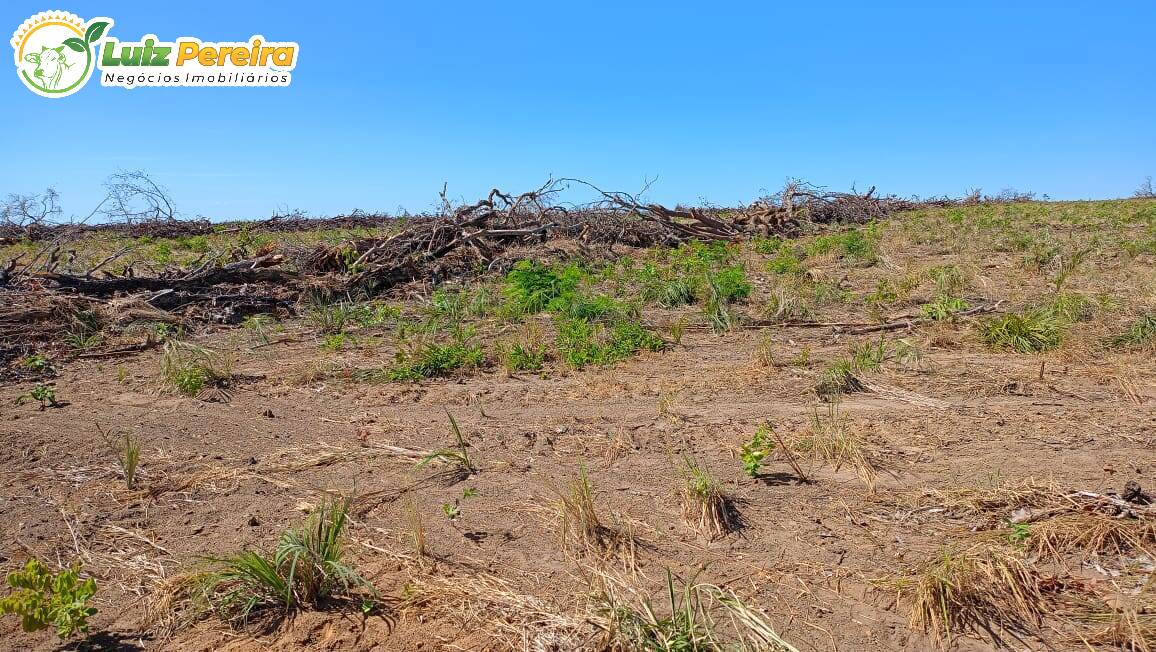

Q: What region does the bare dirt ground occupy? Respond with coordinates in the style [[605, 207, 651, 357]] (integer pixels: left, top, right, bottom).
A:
[[1, 200, 1153, 651]]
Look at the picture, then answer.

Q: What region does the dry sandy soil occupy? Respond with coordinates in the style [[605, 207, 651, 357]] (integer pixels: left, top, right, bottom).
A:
[[1, 200, 1154, 651]]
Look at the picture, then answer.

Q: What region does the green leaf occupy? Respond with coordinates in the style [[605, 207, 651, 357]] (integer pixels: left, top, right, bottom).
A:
[[85, 21, 109, 43], [63, 37, 86, 53]]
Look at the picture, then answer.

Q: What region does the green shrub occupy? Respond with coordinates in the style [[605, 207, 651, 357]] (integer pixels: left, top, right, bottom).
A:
[[766, 249, 806, 275], [980, 310, 1063, 352], [709, 266, 752, 302], [0, 559, 97, 638], [387, 341, 484, 380], [920, 295, 970, 321], [502, 260, 583, 317], [555, 318, 663, 369]]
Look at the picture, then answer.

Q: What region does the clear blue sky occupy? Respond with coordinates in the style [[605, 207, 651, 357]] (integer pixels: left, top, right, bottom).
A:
[[3, 1, 1154, 220]]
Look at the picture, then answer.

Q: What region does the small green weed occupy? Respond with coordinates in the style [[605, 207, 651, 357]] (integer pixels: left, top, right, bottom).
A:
[[740, 425, 775, 478], [920, 295, 970, 321], [18, 383, 59, 410]]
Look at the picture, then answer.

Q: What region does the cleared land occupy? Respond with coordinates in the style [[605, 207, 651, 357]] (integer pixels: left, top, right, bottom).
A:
[[1, 199, 1154, 651]]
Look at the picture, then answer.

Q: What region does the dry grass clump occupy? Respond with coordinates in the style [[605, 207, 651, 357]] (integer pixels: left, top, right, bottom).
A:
[[592, 569, 799, 651], [680, 457, 738, 540], [1026, 513, 1155, 562], [1081, 598, 1156, 652], [159, 340, 234, 399], [557, 470, 637, 568], [400, 573, 595, 649], [919, 476, 1058, 514], [890, 543, 1047, 644], [791, 403, 878, 493]]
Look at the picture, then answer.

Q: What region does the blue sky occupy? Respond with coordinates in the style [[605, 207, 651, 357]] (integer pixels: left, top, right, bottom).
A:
[[3, 1, 1154, 220]]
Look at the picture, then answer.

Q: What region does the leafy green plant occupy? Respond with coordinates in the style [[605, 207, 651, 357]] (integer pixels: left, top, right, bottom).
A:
[[920, 295, 970, 320], [387, 340, 484, 380], [709, 266, 752, 302], [321, 333, 349, 351], [766, 248, 806, 275], [980, 310, 1063, 353], [502, 260, 584, 317], [199, 496, 374, 623], [1006, 522, 1031, 546], [751, 236, 785, 255], [21, 354, 53, 374], [18, 383, 59, 410], [0, 559, 97, 638], [441, 503, 461, 520], [555, 317, 664, 368], [806, 226, 879, 262], [740, 425, 776, 478]]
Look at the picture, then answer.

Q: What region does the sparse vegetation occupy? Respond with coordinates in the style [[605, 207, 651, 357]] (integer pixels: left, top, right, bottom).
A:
[[793, 403, 878, 492], [415, 413, 477, 478], [1107, 314, 1156, 350], [99, 425, 141, 490], [160, 340, 233, 398], [2, 195, 1153, 650], [558, 470, 636, 565]]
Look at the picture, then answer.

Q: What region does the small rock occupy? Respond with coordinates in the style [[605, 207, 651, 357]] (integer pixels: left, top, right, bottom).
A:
[[247, 515, 260, 527], [262, 408, 275, 418]]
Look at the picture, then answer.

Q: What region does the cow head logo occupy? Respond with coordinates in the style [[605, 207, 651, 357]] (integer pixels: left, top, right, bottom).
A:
[[12, 12, 112, 98]]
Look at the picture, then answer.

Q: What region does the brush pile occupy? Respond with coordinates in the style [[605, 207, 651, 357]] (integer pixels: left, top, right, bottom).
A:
[[0, 178, 948, 365]]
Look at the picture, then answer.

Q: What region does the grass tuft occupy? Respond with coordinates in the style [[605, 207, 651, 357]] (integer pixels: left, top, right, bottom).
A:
[[557, 470, 636, 567], [892, 543, 1046, 644], [681, 457, 737, 540], [192, 496, 375, 625], [980, 310, 1063, 353]]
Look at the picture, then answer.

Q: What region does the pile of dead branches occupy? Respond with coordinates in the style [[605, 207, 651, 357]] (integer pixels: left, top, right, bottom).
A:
[[0, 178, 974, 365]]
